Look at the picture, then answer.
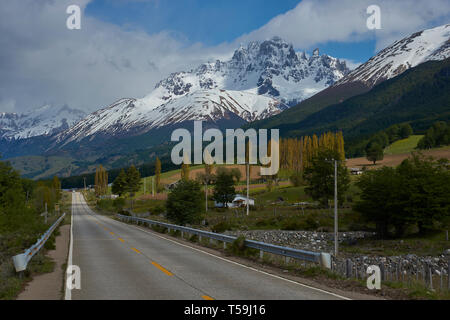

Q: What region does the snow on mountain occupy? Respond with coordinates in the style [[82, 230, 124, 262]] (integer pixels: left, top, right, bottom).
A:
[[337, 24, 450, 87], [56, 90, 281, 145], [151, 37, 350, 107], [54, 37, 349, 144], [0, 105, 86, 140]]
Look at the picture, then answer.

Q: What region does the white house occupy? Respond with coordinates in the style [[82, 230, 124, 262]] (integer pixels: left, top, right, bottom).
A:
[[350, 168, 363, 175], [214, 194, 255, 208]]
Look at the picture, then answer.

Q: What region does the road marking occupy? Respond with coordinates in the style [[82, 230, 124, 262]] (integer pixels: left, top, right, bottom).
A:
[[202, 295, 214, 300], [65, 193, 74, 301], [118, 238, 125, 242], [131, 247, 141, 254], [78, 193, 350, 300], [123, 222, 351, 300], [151, 261, 173, 276]]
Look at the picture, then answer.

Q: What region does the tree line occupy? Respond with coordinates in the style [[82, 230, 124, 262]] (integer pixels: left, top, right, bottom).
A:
[[279, 131, 345, 172], [355, 153, 450, 238], [417, 121, 450, 149]]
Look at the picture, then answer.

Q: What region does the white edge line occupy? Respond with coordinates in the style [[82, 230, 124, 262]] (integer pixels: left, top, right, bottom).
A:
[[105, 215, 351, 300], [64, 192, 74, 300]]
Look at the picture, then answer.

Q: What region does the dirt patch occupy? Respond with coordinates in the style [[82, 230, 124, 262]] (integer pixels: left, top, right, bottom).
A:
[[16, 224, 70, 300], [346, 148, 450, 169]]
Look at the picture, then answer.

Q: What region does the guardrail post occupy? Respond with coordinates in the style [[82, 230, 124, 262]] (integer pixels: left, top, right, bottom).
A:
[[320, 253, 331, 269], [259, 250, 263, 259], [223, 242, 227, 250]]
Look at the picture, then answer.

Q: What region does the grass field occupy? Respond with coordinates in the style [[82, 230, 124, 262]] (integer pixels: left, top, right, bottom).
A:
[[384, 135, 423, 155]]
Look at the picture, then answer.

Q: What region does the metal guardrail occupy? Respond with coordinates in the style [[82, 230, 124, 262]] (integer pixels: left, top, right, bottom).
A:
[[12, 213, 66, 272], [117, 214, 331, 267]]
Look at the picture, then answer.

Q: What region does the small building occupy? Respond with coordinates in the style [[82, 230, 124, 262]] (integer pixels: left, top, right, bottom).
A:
[[350, 168, 363, 175], [214, 194, 255, 208]]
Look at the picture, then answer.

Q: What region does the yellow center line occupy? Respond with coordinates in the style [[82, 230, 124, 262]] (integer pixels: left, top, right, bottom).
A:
[[202, 295, 214, 300], [118, 238, 125, 242], [151, 261, 173, 276], [132, 247, 141, 254]]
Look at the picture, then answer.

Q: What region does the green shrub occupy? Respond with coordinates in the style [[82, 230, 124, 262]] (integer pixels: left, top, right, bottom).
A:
[[228, 236, 258, 257], [151, 204, 165, 216], [211, 221, 232, 233], [113, 198, 126, 211], [96, 199, 114, 211]]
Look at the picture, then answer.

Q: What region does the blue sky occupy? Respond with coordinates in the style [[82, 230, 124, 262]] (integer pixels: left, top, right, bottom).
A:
[[2, 0, 448, 113], [85, 0, 376, 63]]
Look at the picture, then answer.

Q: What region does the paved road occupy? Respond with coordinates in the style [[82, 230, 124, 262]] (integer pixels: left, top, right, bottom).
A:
[[68, 192, 347, 300]]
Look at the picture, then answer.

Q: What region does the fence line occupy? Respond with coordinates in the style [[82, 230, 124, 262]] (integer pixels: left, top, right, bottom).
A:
[[331, 256, 449, 292]]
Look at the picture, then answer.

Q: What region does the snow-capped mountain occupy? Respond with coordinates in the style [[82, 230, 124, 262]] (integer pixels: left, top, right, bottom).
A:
[[54, 37, 349, 145], [337, 24, 450, 87], [56, 90, 281, 145], [0, 105, 86, 140], [152, 37, 350, 107]]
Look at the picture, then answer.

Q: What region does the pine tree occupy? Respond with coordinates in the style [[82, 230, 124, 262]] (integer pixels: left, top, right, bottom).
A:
[[112, 169, 127, 197], [126, 165, 141, 195]]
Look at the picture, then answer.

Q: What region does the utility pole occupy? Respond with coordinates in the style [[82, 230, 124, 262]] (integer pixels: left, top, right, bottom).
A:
[[246, 162, 250, 216], [144, 177, 146, 195], [334, 160, 338, 257], [84, 177, 86, 191], [205, 180, 208, 212]]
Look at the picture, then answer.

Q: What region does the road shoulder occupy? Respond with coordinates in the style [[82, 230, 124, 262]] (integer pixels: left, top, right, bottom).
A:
[[17, 224, 70, 300]]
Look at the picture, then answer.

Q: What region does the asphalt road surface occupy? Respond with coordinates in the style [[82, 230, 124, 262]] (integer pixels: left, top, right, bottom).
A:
[[68, 192, 347, 300]]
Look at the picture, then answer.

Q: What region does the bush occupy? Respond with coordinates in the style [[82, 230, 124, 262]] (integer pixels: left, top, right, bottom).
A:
[[166, 180, 204, 225], [96, 199, 113, 211], [289, 171, 303, 187], [280, 215, 319, 231], [211, 221, 232, 233], [151, 204, 165, 216], [228, 236, 258, 257], [113, 197, 126, 211]]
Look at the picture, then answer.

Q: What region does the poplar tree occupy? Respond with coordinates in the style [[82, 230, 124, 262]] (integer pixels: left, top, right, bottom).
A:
[[155, 157, 161, 191]]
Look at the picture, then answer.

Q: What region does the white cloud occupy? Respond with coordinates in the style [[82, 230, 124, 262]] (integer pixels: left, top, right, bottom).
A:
[[1, 0, 449, 115], [0, 0, 233, 114], [238, 0, 450, 51]]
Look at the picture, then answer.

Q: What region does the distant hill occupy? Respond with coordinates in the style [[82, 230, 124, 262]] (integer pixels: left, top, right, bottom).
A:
[[248, 24, 450, 135], [252, 58, 450, 158]]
